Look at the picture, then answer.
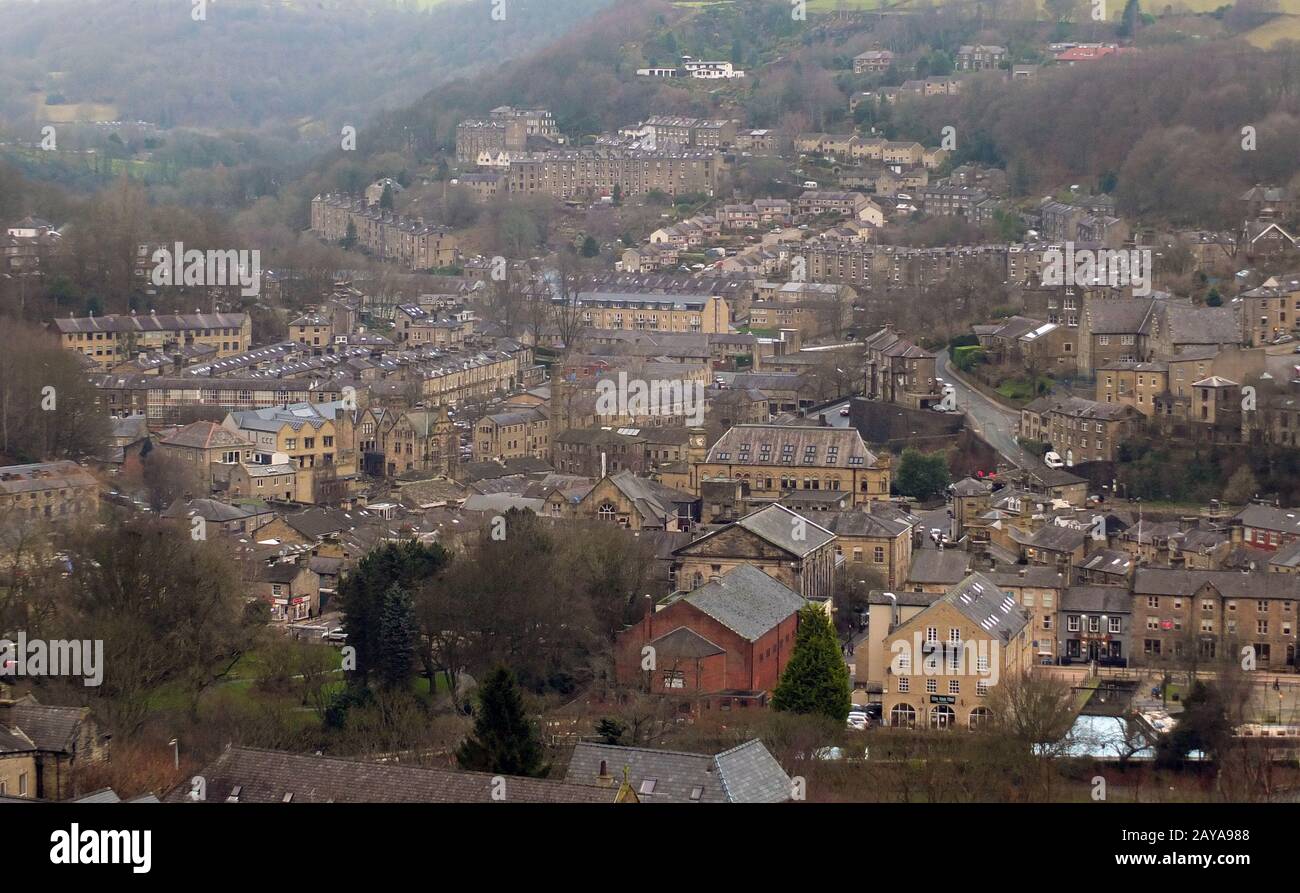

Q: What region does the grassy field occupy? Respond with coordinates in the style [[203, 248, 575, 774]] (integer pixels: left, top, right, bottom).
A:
[[1245, 13, 1300, 46], [31, 92, 118, 124]]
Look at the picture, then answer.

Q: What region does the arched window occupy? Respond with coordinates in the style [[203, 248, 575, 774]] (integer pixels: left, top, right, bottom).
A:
[[930, 705, 956, 729], [969, 707, 993, 729], [889, 704, 916, 728], [597, 502, 617, 521]]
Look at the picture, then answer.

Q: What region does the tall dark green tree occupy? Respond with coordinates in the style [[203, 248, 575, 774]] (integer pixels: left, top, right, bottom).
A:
[[338, 540, 448, 687], [1117, 0, 1141, 38], [377, 584, 417, 690], [456, 667, 548, 777], [379, 182, 395, 209], [894, 448, 951, 500], [772, 606, 852, 722]]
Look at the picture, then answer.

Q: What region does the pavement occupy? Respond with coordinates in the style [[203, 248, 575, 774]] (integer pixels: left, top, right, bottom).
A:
[[935, 349, 1036, 469]]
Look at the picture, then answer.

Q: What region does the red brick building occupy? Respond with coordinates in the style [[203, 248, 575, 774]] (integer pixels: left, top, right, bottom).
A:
[[615, 564, 805, 711]]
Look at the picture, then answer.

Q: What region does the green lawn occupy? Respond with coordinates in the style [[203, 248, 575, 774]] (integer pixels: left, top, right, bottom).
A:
[[995, 375, 1053, 403]]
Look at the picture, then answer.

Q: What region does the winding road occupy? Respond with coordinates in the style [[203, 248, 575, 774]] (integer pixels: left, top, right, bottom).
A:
[[935, 349, 1035, 469]]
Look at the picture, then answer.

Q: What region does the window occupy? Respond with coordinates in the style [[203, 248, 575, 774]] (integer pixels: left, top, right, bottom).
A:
[[597, 502, 617, 521], [925, 678, 938, 694], [1067, 616, 1080, 632], [1109, 616, 1121, 634], [897, 676, 909, 692], [948, 679, 960, 695], [889, 704, 916, 728]]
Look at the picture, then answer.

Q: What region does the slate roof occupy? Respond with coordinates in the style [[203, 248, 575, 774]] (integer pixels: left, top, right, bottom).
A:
[[1026, 524, 1088, 553], [0, 461, 97, 496], [952, 476, 994, 498], [987, 566, 1069, 589], [462, 494, 545, 514], [1132, 568, 1300, 600], [706, 424, 877, 468], [161, 421, 252, 451], [820, 511, 911, 539], [714, 739, 794, 802], [905, 549, 972, 585], [941, 572, 1030, 642], [1060, 585, 1133, 614], [1162, 303, 1239, 345], [282, 507, 379, 540], [605, 470, 696, 526], [564, 738, 789, 803], [1270, 539, 1300, 570], [1088, 299, 1155, 335], [1078, 549, 1134, 577], [734, 504, 835, 557], [259, 562, 308, 584], [1024, 394, 1138, 421], [1236, 504, 1300, 536], [0, 700, 86, 753], [164, 747, 617, 804], [0, 726, 35, 755], [162, 498, 259, 523], [682, 565, 806, 642], [52, 312, 247, 335]]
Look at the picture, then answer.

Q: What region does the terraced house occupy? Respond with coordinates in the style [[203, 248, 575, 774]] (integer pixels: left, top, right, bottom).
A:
[[1131, 569, 1300, 670], [51, 311, 250, 370], [500, 148, 722, 200], [1019, 395, 1141, 464], [310, 195, 460, 271], [570, 291, 729, 334]]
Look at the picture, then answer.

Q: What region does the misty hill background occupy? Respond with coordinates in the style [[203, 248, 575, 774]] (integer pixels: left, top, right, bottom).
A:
[[0, 0, 616, 132]]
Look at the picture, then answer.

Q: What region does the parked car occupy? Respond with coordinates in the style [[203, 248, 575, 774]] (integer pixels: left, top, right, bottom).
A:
[[1044, 451, 1065, 469], [847, 713, 869, 731], [839, 407, 850, 417]]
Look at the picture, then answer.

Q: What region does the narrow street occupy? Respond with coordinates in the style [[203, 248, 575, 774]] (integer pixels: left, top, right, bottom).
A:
[[936, 349, 1036, 469]]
